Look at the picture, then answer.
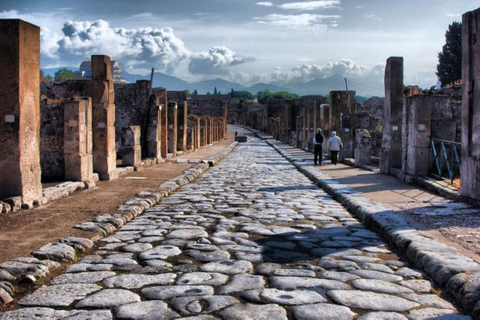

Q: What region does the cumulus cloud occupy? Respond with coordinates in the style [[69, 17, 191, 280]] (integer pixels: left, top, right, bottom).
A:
[[278, 0, 340, 11], [47, 19, 188, 73], [188, 46, 255, 75], [254, 13, 340, 30], [256, 2, 274, 6]]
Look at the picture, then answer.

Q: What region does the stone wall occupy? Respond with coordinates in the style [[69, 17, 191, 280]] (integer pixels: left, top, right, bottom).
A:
[[40, 98, 65, 180]]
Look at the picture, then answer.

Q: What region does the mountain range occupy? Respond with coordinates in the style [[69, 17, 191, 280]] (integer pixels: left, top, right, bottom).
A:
[[42, 67, 384, 97]]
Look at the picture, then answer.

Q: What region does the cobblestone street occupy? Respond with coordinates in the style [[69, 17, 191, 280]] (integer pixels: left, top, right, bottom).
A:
[[1, 130, 470, 319]]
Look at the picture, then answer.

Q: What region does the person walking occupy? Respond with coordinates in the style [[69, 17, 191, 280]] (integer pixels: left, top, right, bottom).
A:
[[313, 128, 324, 166], [328, 131, 343, 165]]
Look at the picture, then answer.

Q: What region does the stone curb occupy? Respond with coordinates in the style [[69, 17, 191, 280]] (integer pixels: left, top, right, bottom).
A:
[[0, 140, 238, 304], [246, 128, 480, 317]]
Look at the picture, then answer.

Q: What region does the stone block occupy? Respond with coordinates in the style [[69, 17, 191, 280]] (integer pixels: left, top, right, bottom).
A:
[[354, 129, 372, 165], [91, 55, 112, 80], [122, 145, 142, 167], [122, 126, 141, 146], [3, 196, 22, 212]]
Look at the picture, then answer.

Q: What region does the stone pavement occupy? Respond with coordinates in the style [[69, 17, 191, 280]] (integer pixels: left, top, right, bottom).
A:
[[1, 129, 471, 319]]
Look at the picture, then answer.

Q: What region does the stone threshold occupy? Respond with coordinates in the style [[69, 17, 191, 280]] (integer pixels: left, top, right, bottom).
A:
[[247, 128, 480, 318], [0, 141, 239, 304]]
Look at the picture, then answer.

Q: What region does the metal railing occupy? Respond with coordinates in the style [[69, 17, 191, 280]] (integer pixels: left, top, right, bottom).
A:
[[430, 138, 461, 184]]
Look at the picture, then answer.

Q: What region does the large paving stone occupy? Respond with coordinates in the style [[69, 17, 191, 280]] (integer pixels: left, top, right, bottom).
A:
[[290, 303, 357, 320], [358, 312, 408, 320], [138, 245, 182, 260], [200, 260, 253, 274], [176, 272, 229, 286], [167, 229, 208, 239], [327, 290, 421, 312], [142, 285, 214, 299], [218, 274, 265, 294], [75, 289, 141, 308], [114, 301, 179, 319], [219, 303, 288, 320], [260, 288, 327, 305], [352, 279, 414, 294], [19, 284, 101, 307], [269, 276, 351, 290], [103, 273, 176, 289], [170, 295, 240, 315]]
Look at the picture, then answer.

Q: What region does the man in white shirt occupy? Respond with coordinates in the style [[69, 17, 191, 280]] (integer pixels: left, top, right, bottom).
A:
[[327, 131, 343, 165]]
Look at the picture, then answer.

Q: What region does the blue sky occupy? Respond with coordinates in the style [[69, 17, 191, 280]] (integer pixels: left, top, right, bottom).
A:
[[0, 0, 476, 94]]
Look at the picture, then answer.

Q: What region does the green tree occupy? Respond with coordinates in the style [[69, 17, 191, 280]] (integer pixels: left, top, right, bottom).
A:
[[256, 90, 272, 104], [193, 89, 198, 96], [54, 68, 74, 82], [45, 75, 54, 83], [436, 21, 462, 87], [214, 87, 218, 95]]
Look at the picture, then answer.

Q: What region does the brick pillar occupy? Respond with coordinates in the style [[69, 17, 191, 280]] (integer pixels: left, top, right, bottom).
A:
[[91, 55, 117, 180], [158, 91, 168, 158], [195, 118, 200, 149], [201, 118, 207, 147], [0, 20, 42, 205], [403, 96, 432, 176], [177, 101, 187, 152], [64, 97, 95, 187], [380, 57, 404, 174], [168, 103, 177, 156], [461, 8, 480, 199], [147, 104, 163, 162], [223, 103, 228, 138], [122, 126, 142, 168]]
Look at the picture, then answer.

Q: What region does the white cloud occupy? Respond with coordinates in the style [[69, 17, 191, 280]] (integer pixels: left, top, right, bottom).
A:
[[50, 19, 189, 73], [278, 0, 340, 10], [446, 13, 461, 18], [188, 46, 254, 75], [256, 2, 274, 6], [254, 13, 340, 30]]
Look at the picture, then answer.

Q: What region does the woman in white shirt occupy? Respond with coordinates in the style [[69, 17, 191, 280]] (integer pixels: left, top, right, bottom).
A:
[[327, 131, 343, 165]]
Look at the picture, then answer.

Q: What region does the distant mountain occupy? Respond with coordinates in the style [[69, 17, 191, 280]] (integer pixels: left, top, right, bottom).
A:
[[247, 82, 291, 94], [42, 66, 384, 97]]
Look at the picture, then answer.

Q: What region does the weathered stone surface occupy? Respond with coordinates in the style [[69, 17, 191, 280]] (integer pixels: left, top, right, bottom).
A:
[[0, 307, 73, 319], [114, 301, 179, 319], [31, 243, 76, 261], [19, 284, 101, 307], [352, 279, 413, 294], [51, 271, 116, 284], [218, 274, 265, 294], [200, 260, 253, 274], [75, 289, 141, 308], [358, 312, 407, 320], [167, 228, 208, 239], [219, 303, 288, 320], [138, 245, 182, 260], [121, 243, 153, 253], [142, 285, 214, 300], [103, 273, 176, 288], [407, 308, 470, 320], [269, 276, 351, 290], [62, 310, 113, 320], [327, 290, 420, 312], [290, 303, 356, 320]]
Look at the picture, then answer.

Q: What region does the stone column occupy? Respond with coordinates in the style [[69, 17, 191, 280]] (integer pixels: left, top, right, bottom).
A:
[[223, 103, 228, 138], [64, 97, 95, 187], [380, 57, 404, 174], [168, 103, 177, 156], [158, 90, 169, 158], [91, 55, 117, 180], [122, 126, 142, 168], [354, 129, 372, 166], [195, 117, 201, 149], [0, 20, 42, 206], [403, 96, 432, 176], [147, 104, 163, 162], [461, 8, 480, 199], [177, 101, 187, 152]]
